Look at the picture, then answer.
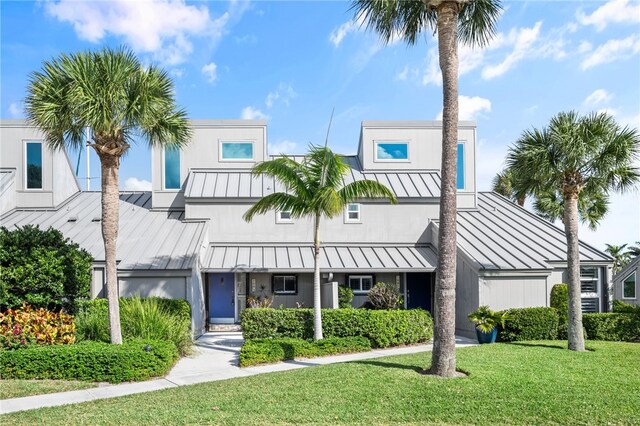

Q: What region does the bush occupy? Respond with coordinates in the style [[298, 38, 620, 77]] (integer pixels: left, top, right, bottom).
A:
[[583, 312, 640, 342], [497, 307, 559, 342], [338, 286, 354, 308], [75, 297, 192, 355], [612, 299, 639, 314], [0, 305, 75, 349], [550, 284, 569, 339], [241, 308, 433, 348], [0, 225, 92, 313], [239, 337, 371, 367], [0, 339, 178, 383], [367, 282, 403, 309]]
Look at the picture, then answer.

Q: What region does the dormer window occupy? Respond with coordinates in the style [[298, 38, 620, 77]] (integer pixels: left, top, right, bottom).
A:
[[25, 141, 43, 189], [374, 141, 409, 162], [164, 147, 181, 190], [220, 141, 254, 161]]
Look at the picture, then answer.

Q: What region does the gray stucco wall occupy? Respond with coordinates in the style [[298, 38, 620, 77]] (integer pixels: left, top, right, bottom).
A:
[[118, 277, 188, 299], [479, 275, 548, 311], [454, 253, 480, 337], [247, 272, 314, 308]]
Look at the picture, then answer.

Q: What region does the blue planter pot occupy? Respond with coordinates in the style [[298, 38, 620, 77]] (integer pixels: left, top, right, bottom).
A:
[[476, 328, 498, 344]]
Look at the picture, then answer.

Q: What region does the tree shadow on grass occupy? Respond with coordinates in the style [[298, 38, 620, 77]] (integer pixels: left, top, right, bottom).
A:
[[508, 342, 595, 352], [350, 359, 424, 373]]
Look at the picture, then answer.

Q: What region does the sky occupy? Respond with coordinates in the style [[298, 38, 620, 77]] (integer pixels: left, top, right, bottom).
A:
[[1, 0, 639, 252]]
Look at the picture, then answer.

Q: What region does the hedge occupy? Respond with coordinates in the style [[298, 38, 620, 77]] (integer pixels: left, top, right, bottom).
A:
[[550, 284, 569, 339], [241, 308, 433, 348], [583, 313, 640, 342], [497, 307, 559, 342], [0, 339, 178, 383], [239, 337, 371, 367]]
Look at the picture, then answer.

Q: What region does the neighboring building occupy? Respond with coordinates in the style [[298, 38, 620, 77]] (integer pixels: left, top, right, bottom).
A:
[[613, 256, 639, 307], [0, 119, 613, 337]]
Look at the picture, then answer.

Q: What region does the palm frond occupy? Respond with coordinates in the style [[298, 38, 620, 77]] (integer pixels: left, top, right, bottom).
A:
[[458, 0, 503, 47], [243, 193, 306, 222], [338, 179, 398, 204]]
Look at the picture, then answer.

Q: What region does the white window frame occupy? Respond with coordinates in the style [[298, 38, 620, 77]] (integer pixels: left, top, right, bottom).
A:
[[579, 267, 601, 312], [272, 275, 297, 295], [344, 203, 361, 223], [348, 275, 373, 294], [162, 146, 181, 191], [219, 140, 255, 162], [623, 271, 636, 300], [373, 141, 410, 162], [24, 140, 44, 191], [276, 210, 293, 224]]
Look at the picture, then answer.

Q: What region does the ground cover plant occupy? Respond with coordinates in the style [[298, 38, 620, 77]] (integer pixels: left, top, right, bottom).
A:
[[0, 379, 97, 399], [2, 341, 638, 425]]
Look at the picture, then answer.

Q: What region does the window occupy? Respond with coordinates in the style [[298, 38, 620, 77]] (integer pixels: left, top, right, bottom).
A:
[[345, 203, 360, 222], [375, 142, 409, 161], [273, 275, 297, 294], [623, 272, 636, 299], [220, 141, 254, 161], [457, 142, 465, 190], [164, 147, 181, 190], [25, 141, 43, 189], [277, 210, 292, 223], [580, 267, 600, 293], [348, 275, 373, 293]]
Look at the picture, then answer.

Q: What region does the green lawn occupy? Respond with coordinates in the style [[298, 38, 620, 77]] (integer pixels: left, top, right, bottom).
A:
[[2, 341, 639, 425], [0, 379, 97, 400]]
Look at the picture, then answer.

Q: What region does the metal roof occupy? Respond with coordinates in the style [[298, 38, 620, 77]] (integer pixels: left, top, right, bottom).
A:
[[0, 192, 207, 271], [184, 156, 440, 199], [202, 243, 438, 272], [454, 192, 612, 271], [0, 168, 15, 190]]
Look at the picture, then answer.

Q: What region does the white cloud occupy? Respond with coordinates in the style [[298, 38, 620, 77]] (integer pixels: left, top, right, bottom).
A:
[[268, 140, 298, 156], [577, 41, 593, 54], [265, 83, 297, 108], [241, 106, 269, 120], [123, 177, 152, 191], [436, 96, 491, 121], [581, 34, 640, 70], [45, 0, 232, 65], [576, 0, 640, 32], [482, 22, 543, 79], [583, 89, 613, 108], [170, 68, 185, 78], [201, 62, 217, 83], [8, 102, 23, 118], [329, 20, 357, 47]]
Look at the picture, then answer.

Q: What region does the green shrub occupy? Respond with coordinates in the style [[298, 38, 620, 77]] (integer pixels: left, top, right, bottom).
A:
[[497, 307, 559, 342], [0, 305, 75, 349], [367, 282, 403, 309], [583, 313, 640, 342], [338, 286, 354, 308], [0, 225, 92, 313], [240, 308, 433, 348], [0, 339, 178, 383], [239, 336, 371, 367], [550, 284, 568, 339], [612, 299, 638, 314]]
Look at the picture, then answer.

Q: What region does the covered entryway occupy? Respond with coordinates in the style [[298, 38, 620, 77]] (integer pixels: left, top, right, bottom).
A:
[[209, 273, 235, 324], [406, 272, 433, 311]]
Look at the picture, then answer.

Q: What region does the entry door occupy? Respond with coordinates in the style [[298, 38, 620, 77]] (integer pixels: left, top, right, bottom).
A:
[[406, 273, 432, 311], [209, 273, 235, 323]]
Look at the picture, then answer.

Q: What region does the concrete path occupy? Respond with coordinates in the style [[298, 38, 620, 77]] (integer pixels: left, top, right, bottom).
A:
[[1, 333, 476, 414]]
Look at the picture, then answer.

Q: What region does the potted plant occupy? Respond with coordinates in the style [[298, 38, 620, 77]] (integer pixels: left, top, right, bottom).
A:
[[468, 306, 510, 344]]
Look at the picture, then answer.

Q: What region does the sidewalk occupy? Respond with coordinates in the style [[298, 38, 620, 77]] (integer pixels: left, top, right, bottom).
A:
[[1, 333, 476, 414]]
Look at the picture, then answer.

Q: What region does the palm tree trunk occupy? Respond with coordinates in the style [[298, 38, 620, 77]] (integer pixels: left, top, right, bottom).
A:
[[430, 1, 459, 377], [313, 213, 323, 340], [100, 152, 123, 345], [564, 192, 585, 351]]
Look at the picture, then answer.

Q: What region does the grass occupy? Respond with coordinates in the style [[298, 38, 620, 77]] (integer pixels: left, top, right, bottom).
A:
[[0, 379, 97, 400], [2, 341, 639, 425]]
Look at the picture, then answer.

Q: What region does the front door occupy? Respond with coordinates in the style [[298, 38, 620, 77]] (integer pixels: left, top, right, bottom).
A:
[[209, 273, 235, 323], [406, 272, 432, 311]]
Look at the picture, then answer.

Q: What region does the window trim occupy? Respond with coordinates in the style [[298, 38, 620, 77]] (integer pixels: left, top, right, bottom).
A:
[[344, 203, 361, 223], [276, 210, 293, 224], [24, 140, 44, 191], [457, 142, 465, 190], [162, 146, 181, 191], [272, 275, 298, 295], [622, 271, 637, 300], [373, 141, 410, 162], [347, 274, 375, 294], [219, 140, 255, 162]]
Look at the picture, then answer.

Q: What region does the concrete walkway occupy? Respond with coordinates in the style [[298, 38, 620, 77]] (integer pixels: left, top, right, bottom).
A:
[[1, 333, 476, 414]]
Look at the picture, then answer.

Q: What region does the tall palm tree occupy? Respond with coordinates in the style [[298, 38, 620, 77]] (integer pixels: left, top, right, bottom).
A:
[[605, 244, 630, 274], [243, 145, 397, 340], [25, 47, 191, 344], [351, 0, 502, 377], [627, 241, 640, 258], [492, 168, 525, 206], [506, 111, 640, 351]]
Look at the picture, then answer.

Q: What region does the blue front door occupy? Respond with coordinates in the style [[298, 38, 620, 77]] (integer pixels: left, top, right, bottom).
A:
[[209, 273, 235, 321]]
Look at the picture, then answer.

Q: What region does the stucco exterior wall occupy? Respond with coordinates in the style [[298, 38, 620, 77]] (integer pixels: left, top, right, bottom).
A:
[[119, 276, 188, 299], [455, 253, 480, 337], [479, 276, 548, 311]]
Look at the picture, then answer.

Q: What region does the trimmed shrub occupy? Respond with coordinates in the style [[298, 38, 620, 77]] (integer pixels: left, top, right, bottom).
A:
[[239, 337, 371, 367], [338, 286, 354, 308], [0, 339, 178, 383], [367, 282, 403, 309], [612, 299, 639, 314], [0, 305, 75, 349], [240, 308, 433, 348], [583, 312, 640, 342], [550, 284, 569, 339], [497, 307, 559, 342], [0, 225, 92, 313]]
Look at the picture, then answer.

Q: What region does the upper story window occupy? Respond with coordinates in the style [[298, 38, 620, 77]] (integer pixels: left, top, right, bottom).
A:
[[25, 141, 43, 189], [273, 275, 297, 294], [623, 271, 636, 299], [164, 147, 181, 190], [348, 275, 373, 293], [220, 141, 254, 161], [276, 210, 293, 223], [457, 142, 465, 190], [374, 141, 409, 161], [345, 203, 360, 223]]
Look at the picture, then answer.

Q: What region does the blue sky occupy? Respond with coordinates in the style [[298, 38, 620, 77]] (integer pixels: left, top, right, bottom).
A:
[[1, 0, 639, 251]]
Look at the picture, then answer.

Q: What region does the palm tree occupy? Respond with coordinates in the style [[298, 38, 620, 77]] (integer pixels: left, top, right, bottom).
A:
[[627, 242, 640, 258], [605, 244, 630, 274], [492, 168, 525, 206], [506, 111, 640, 351], [25, 47, 191, 344], [243, 145, 397, 340], [351, 0, 502, 377]]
